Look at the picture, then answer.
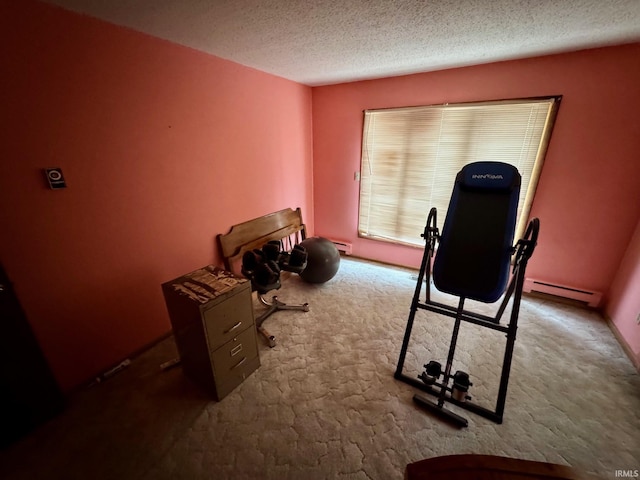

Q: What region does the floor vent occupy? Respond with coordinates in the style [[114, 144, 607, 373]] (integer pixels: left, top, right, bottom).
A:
[[523, 278, 602, 307], [329, 239, 352, 255]]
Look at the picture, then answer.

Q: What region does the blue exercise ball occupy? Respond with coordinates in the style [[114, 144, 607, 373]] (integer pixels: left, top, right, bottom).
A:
[[299, 237, 340, 283]]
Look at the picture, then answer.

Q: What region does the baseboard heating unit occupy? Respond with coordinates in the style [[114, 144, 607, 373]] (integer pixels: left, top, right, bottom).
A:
[[329, 239, 352, 255], [523, 278, 602, 308]]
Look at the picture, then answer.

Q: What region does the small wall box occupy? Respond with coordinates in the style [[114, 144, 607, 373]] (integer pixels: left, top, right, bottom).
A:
[[44, 168, 67, 189]]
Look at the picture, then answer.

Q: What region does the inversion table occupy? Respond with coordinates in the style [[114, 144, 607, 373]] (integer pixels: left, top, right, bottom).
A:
[[394, 161, 539, 427]]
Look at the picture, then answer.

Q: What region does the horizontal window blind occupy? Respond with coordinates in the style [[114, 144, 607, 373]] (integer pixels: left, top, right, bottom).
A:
[[359, 97, 560, 247]]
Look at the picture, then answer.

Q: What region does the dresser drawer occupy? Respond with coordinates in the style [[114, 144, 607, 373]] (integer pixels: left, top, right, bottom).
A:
[[211, 326, 259, 382], [213, 356, 261, 401], [202, 286, 254, 351]]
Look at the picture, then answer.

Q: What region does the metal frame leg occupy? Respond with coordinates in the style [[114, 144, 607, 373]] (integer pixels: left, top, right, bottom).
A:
[[395, 215, 539, 426]]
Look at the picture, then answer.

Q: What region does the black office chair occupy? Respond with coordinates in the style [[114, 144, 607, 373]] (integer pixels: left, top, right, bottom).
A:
[[241, 241, 309, 347]]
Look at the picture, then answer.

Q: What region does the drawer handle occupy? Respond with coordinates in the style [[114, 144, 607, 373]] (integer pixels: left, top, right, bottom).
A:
[[230, 344, 243, 356], [224, 321, 242, 334], [231, 357, 247, 370]]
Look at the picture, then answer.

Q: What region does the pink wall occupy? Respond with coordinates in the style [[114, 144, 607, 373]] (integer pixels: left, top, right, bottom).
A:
[[606, 218, 640, 368], [312, 44, 640, 298], [0, 0, 313, 391], [312, 43, 640, 360]]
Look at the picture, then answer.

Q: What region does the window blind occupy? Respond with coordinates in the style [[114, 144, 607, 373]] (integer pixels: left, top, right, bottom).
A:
[[358, 97, 560, 247]]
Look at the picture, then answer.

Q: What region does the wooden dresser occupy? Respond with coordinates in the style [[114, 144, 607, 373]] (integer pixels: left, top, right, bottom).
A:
[[161, 265, 260, 401]]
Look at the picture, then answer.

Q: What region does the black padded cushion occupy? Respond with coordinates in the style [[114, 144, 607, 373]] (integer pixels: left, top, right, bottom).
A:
[[433, 162, 521, 303]]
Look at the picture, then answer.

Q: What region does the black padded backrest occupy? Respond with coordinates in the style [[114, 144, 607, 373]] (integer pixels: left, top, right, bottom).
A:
[[433, 162, 521, 303]]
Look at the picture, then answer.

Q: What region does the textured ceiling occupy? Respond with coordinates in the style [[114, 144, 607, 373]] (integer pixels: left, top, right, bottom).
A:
[[44, 0, 640, 86]]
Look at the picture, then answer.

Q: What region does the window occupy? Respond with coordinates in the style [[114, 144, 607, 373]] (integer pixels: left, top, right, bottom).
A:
[[358, 97, 560, 247]]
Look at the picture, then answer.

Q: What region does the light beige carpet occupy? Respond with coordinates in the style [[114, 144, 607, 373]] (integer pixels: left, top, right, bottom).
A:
[[1, 257, 638, 479]]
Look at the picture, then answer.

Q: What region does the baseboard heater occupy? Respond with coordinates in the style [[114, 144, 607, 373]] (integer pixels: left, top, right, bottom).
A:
[[523, 278, 602, 308], [329, 239, 352, 255]]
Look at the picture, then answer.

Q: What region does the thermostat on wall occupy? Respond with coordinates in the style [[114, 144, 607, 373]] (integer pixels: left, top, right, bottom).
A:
[[44, 168, 67, 189]]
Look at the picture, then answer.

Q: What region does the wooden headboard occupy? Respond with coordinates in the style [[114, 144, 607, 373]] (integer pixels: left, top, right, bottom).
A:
[[217, 208, 307, 277]]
